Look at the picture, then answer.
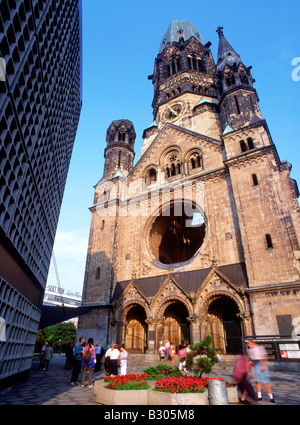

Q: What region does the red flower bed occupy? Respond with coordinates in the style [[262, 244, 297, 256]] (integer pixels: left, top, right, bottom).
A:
[[104, 373, 149, 390], [154, 376, 232, 393], [103, 373, 232, 392]]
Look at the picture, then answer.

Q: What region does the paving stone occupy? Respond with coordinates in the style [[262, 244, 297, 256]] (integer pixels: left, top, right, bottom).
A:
[[0, 356, 299, 406]]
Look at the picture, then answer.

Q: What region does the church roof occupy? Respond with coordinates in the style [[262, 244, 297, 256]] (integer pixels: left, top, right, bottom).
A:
[[112, 262, 248, 302], [159, 20, 205, 53]]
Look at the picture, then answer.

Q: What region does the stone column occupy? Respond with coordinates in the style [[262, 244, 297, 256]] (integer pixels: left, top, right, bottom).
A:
[[145, 318, 156, 354], [187, 315, 200, 344]]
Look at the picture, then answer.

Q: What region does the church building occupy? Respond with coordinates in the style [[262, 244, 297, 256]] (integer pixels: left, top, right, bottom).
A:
[[78, 21, 300, 354]]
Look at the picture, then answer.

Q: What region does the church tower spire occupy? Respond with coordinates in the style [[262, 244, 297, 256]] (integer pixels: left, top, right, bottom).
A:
[[103, 119, 136, 180], [149, 20, 217, 122], [216, 26, 262, 132]]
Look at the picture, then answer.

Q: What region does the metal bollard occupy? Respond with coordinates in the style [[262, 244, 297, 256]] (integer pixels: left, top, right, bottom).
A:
[[208, 380, 229, 405]]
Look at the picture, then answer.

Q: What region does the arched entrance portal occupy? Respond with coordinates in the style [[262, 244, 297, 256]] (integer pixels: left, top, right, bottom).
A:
[[163, 302, 190, 349], [207, 297, 242, 354], [125, 305, 147, 353]]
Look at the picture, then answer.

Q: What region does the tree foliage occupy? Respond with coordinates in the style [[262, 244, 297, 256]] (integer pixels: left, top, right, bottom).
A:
[[35, 322, 77, 353], [185, 335, 217, 378]]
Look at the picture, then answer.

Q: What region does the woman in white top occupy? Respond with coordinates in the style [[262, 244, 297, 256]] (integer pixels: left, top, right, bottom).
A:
[[109, 344, 120, 376]]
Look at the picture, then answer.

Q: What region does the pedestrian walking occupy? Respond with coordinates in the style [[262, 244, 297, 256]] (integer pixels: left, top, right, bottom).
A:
[[169, 342, 175, 363], [165, 339, 170, 361], [81, 338, 96, 388], [43, 342, 54, 370], [109, 344, 119, 376], [233, 352, 256, 404], [178, 345, 186, 371], [70, 337, 85, 385], [159, 343, 165, 363], [246, 339, 275, 403], [104, 345, 112, 376], [119, 344, 128, 375], [64, 342, 75, 369], [94, 343, 102, 372], [39, 342, 47, 370]]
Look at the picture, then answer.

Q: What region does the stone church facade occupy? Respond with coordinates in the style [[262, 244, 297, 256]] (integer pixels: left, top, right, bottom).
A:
[[78, 21, 300, 354]]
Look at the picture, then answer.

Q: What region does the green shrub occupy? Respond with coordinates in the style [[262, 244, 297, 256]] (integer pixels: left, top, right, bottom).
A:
[[143, 363, 183, 380], [185, 335, 217, 378]]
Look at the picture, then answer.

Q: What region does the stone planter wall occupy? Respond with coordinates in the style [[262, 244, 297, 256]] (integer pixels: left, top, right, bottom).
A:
[[94, 380, 238, 405], [227, 386, 238, 403], [148, 388, 209, 405], [94, 380, 149, 405]]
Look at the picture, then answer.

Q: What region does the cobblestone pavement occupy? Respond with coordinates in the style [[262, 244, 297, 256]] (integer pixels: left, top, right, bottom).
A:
[[0, 355, 299, 406]]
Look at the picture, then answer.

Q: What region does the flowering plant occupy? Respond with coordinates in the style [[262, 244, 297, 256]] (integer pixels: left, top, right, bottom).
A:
[[104, 373, 150, 391], [154, 376, 232, 393], [104, 373, 147, 383], [154, 376, 206, 393]]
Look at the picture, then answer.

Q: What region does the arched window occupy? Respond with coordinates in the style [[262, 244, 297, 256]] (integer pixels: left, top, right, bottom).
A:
[[118, 132, 126, 142], [247, 137, 254, 150], [146, 168, 157, 185], [266, 234, 273, 249], [226, 75, 236, 87], [240, 74, 249, 85], [188, 55, 205, 72], [240, 140, 248, 153], [252, 174, 259, 186], [167, 57, 181, 77], [164, 150, 181, 179], [101, 220, 105, 230], [189, 154, 202, 171], [95, 267, 100, 279]]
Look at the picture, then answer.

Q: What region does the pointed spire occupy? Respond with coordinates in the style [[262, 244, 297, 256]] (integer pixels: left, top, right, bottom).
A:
[[216, 26, 242, 72]]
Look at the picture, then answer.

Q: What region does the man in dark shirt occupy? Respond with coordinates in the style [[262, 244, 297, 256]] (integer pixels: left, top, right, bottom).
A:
[[70, 337, 85, 385]]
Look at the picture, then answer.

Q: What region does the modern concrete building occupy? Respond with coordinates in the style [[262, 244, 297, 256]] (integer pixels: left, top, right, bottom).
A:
[[0, 0, 82, 388]]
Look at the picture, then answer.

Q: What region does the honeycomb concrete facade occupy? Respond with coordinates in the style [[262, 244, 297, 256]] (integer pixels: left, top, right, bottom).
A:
[[0, 0, 82, 388], [78, 21, 300, 355]]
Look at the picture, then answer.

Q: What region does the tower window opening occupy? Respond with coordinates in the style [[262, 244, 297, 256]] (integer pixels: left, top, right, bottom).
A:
[[188, 55, 205, 72], [190, 154, 202, 170], [95, 267, 100, 279], [167, 57, 181, 77], [234, 95, 241, 114], [226, 75, 236, 87], [101, 220, 105, 230], [266, 234, 273, 249], [247, 137, 254, 150], [240, 140, 247, 153], [118, 151, 122, 168], [240, 74, 249, 85], [252, 174, 259, 186], [118, 132, 126, 142], [147, 168, 157, 185]]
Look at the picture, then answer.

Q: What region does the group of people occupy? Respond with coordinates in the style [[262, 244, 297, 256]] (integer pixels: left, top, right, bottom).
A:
[[41, 336, 275, 402], [159, 340, 192, 370], [70, 337, 106, 387], [158, 338, 275, 404], [70, 339, 128, 387], [104, 344, 128, 377]]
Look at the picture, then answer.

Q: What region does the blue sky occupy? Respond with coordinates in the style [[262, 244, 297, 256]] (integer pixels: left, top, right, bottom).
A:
[[46, 0, 300, 294]]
